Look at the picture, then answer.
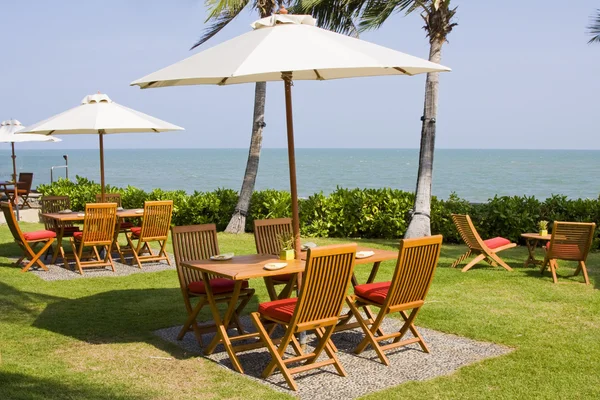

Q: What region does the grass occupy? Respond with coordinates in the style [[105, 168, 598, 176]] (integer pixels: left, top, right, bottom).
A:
[[1, 223, 599, 399]]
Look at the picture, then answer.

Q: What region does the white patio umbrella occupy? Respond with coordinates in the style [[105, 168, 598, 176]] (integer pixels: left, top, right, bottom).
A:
[[0, 119, 61, 219], [19, 93, 184, 200], [131, 12, 451, 255]]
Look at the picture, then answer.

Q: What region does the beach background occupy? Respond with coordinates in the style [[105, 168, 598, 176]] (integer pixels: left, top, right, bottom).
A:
[[1, 148, 597, 202]]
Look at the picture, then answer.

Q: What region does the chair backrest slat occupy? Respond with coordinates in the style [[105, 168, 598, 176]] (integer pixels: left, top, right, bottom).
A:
[[139, 200, 173, 240], [254, 218, 294, 255], [17, 173, 33, 192], [386, 235, 443, 308], [1, 201, 25, 244], [81, 203, 117, 244], [451, 214, 485, 251], [40, 196, 73, 230], [547, 222, 596, 261], [172, 224, 220, 286], [291, 244, 356, 327], [95, 193, 122, 207]]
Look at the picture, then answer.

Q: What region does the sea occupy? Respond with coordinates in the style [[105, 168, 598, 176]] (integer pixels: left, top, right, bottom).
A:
[[0, 148, 597, 203]]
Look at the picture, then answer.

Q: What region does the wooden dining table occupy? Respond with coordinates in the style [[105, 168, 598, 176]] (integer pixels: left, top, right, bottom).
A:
[[41, 208, 144, 265]]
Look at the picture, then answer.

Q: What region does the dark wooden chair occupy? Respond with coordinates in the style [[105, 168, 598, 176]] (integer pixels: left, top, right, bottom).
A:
[[70, 203, 118, 275], [347, 235, 443, 366], [451, 214, 516, 272], [171, 224, 255, 345], [122, 200, 173, 268], [542, 221, 596, 284], [1, 201, 56, 272], [5, 172, 34, 209], [253, 218, 297, 300], [39, 196, 80, 235], [251, 243, 357, 391]]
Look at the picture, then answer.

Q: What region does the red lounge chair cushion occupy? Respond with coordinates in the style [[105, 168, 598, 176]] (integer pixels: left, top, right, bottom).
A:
[[188, 278, 249, 295], [131, 227, 142, 237], [73, 231, 83, 241], [119, 222, 134, 229], [258, 297, 298, 322], [354, 281, 391, 305], [272, 273, 294, 282], [483, 237, 511, 249], [23, 230, 56, 241]]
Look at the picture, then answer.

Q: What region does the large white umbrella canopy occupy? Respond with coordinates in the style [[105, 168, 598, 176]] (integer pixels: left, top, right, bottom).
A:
[[131, 13, 451, 254], [20, 93, 184, 200], [0, 119, 61, 218]]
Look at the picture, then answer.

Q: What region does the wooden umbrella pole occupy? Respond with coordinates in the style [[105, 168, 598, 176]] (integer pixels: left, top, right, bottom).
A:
[[11, 143, 19, 220], [282, 72, 302, 259], [99, 130, 106, 202]]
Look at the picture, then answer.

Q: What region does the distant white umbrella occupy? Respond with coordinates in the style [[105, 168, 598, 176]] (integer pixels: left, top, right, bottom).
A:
[[131, 12, 450, 254], [0, 119, 61, 219], [19, 93, 184, 200]]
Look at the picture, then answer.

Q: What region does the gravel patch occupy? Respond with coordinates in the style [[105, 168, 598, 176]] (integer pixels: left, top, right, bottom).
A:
[[21, 253, 175, 281], [155, 313, 512, 399]]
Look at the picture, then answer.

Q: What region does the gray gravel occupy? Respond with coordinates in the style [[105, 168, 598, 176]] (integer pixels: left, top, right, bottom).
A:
[[21, 253, 175, 281], [155, 313, 512, 399]]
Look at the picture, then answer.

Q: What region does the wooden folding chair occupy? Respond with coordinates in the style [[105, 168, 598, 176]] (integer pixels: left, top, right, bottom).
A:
[[171, 224, 255, 345], [450, 214, 516, 272], [1, 201, 56, 272], [541, 221, 596, 284], [5, 172, 34, 209], [254, 218, 298, 300], [251, 243, 357, 391], [122, 200, 173, 268], [347, 235, 443, 366], [40, 196, 82, 264], [95, 193, 123, 206], [69, 203, 118, 275]]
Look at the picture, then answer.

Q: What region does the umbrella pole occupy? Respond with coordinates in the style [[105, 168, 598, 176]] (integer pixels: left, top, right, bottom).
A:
[[11, 143, 19, 221], [283, 73, 301, 259], [99, 131, 106, 202]]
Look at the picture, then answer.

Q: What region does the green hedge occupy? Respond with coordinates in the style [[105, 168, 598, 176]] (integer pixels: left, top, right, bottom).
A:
[[37, 176, 600, 246]]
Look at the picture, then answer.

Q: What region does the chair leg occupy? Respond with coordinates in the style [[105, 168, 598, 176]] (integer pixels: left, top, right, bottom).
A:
[[461, 254, 485, 272], [21, 240, 53, 272], [549, 259, 559, 283], [70, 240, 84, 275], [314, 326, 346, 377], [576, 261, 590, 285], [347, 296, 390, 366], [450, 250, 471, 268], [488, 252, 513, 271], [178, 297, 206, 342], [397, 309, 429, 353]]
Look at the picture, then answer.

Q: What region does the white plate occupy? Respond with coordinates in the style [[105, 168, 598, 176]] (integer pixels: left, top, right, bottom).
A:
[[210, 253, 234, 261], [264, 262, 287, 271], [135, 209, 144, 214], [117, 207, 124, 211], [77, 213, 85, 217], [356, 251, 375, 259], [58, 209, 72, 214], [301, 242, 317, 251]]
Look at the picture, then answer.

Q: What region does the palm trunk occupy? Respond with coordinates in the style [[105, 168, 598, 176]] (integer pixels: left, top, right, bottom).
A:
[[404, 38, 443, 238], [225, 81, 267, 233]]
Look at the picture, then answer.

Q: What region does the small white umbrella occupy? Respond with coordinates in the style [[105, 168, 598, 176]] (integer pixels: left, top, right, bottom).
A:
[[0, 119, 61, 218], [131, 13, 451, 254], [19, 93, 184, 200]]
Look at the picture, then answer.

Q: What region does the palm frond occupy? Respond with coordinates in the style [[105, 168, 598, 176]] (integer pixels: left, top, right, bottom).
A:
[[191, 0, 250, 49], [359, 0, 417, 32], [295, 0, 365, 37], [588, 9, 600, 44]]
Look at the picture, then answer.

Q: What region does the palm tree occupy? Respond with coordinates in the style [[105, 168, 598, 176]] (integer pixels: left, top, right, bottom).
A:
[[192, 0, 282, 233], [299, 0, 456, 238], [588, 9, 600, 44]]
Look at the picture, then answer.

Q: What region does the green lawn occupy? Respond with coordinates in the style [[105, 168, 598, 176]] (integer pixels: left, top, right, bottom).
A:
[[1, 223, 599, 399]]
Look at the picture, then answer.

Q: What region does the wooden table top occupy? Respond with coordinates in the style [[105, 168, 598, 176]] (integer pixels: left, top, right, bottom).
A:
[[521, 232, 552, 240], [300, 245, 398, 265], [182, 254, 306, 281], [41, 208, 144, 222]]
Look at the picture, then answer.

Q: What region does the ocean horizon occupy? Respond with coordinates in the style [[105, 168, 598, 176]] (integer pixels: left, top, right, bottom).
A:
[[1, 148, 598, 203]]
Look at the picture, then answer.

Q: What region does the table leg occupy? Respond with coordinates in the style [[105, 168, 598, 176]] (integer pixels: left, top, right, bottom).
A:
[[366, 262, 381, 284], [524, 239, 538, 268], [202, 273, 244, 374], [51, 226, 65, 265]]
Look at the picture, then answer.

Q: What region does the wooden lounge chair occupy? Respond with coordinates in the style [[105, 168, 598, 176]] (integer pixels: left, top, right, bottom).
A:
[[253, 218, 297, 301], [451, 214, 516, 272], [171, 224, 255, 345], [70, 203, 118, 275], [541, 221, 596, 284], [122, 200, 173, 268], [1, 201, 56, 272], [347, 235, 443, 366], [251, 243, 357, 391], [5, 172, 34, 209]]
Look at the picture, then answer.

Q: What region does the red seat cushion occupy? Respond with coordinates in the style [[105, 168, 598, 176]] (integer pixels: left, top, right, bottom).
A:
[[258, 297, 298, 322], [131, 227, 142, 237], [188, 278, 249, 295], [272, 273, 294, 282], [73, 231, 83, 241], [119, 221, 134, 229], [483, 237, 511, 249], [23, 230, 56, 241], [354, 281, 391, 305]]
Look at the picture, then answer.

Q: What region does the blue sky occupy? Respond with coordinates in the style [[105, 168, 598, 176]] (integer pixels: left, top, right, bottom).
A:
[[1, 0, 599, 150]]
